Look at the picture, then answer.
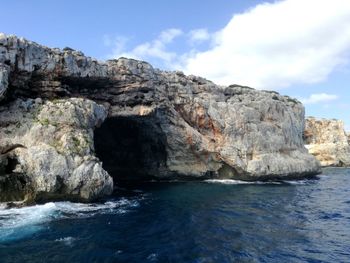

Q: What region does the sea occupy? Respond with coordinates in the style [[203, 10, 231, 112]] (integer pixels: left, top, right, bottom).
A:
[[0, 167, 349, 263]]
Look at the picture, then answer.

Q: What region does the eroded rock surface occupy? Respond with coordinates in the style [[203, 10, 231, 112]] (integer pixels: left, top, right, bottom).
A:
[[0, 98, 113, 202], [0, 64, 9, 100], [304, 117, 350, 167], [0, 33, 321, 202]]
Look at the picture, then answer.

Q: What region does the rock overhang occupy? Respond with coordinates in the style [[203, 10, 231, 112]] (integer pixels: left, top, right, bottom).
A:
[[0, 33, 321, 203]]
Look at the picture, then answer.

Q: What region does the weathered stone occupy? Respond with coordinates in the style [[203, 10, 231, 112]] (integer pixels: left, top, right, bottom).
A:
[[0, 98, 113, 202], [0, 33, 321, 203], [0, 64, 9, 101], [305, 117, 350, 167]]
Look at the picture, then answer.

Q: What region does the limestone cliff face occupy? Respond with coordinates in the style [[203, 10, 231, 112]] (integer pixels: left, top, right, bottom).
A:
[[304, 117, 350, 167], [0, 98, 113, 202], [0, 33, 321, 202]]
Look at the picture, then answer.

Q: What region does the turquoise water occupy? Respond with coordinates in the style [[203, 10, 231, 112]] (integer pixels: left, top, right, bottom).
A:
[[0, 168, 350, 262]]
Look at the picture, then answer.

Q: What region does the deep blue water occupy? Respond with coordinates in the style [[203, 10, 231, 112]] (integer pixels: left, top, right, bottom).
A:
[[0, 168, 350, 263]]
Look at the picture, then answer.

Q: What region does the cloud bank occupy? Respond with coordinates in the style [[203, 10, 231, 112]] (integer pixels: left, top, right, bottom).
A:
[[106, 0, 350, 89], [299, 93, 338, 105], [188, 29, 211, 44], [184, 0, 350, 88]]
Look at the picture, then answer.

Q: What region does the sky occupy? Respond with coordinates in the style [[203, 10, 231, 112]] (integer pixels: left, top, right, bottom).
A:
[[2, 0, 350, 130]]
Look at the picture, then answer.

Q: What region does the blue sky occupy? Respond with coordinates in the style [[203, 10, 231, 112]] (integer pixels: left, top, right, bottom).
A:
[[2, 0, 350, 129]]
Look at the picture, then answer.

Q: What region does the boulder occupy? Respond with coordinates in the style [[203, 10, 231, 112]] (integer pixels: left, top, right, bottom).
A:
[[0, 98, 113, 202]]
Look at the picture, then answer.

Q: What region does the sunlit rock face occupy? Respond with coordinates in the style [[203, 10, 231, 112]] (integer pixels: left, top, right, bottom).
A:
[[0, 98, 113, 202], [0, 33, 321, 203], [304, 117, 350, 167]]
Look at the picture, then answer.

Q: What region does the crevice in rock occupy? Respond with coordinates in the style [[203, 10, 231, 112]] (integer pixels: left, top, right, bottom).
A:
[[94, 114, 168, 184], [0, 151, 34, 202], [0, 172, 32, 202], [218, 163, 239, 178], [5, 156, 19, 174]]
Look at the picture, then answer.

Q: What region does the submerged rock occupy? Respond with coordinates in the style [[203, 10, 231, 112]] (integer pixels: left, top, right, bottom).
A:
[[304, 117, 350, 167], [0, 33, 320, 202]]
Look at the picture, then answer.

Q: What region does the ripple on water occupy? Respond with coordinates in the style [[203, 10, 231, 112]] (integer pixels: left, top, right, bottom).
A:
[[204, 178, 317, 185], [55, 236, 76, 247], [204, 179, 282, 185], [0, 170, 350, 262], [0, 197, 141, 242]]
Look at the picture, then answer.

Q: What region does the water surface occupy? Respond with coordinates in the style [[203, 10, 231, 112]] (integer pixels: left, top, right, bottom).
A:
[[0, 168, 349, 262]]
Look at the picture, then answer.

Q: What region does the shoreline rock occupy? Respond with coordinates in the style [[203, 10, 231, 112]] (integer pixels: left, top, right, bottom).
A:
[[0, 33, 321, 203], [304, 117, 350, 167], [0, 98, 113, 203]]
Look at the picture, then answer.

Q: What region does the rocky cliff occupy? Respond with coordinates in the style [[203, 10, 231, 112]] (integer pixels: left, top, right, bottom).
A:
[[0, 33, 321, 203], [304, 117, 350, 167]]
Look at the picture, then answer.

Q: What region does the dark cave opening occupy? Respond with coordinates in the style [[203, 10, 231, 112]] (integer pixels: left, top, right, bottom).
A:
[[5, 156, 19, 174], [0, 156, 31, 202], [94, 116, 168, 184]]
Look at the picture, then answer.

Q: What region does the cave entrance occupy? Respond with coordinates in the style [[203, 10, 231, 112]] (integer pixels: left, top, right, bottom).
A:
[[0, 156, 32, 202], [94, 115, 168, 184]]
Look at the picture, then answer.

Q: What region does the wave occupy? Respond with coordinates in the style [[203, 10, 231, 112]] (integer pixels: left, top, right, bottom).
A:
[[0, 197, 141, 243], [282, 179, 312, 185], [204, 179, 315, 185], [55, 236, 76, 247], [204, 179, 282, 185]]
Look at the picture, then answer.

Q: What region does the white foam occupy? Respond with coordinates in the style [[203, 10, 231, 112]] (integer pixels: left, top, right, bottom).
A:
[[0, 202, 58, 228], [0, 203, 8, 209], [204, 179, 282, 185], [282, 180, 311, 185], [205, 179, 255, 184], [0, 197, 141, 242], [55, 236, 76, 247], [147, 253, 159, 262], [205, 178, 316, 185], [0, 202, 58, 242]]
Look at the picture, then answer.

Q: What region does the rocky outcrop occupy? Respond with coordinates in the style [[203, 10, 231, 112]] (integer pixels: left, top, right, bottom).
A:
[[304, 117, 350, 167], [0, 64, 9, 100], [0, 33, 321, 203], [0, 98, 113, 202]]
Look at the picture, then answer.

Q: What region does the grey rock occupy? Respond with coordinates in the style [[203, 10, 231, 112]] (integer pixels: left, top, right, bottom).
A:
[[0, 64, 9, 101], [0, 33, 321, 202], [0, 98, 113, 202]]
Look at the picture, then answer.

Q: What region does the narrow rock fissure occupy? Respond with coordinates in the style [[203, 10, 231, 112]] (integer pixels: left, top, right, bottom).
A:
[[4, 156, 19, 174], [94, 115, 168, 185]]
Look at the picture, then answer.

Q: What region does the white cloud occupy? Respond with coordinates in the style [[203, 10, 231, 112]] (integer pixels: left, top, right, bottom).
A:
[[188, 28, 211, 44], [182, 0, 350, 89], [158, 28, 183, 43], [103, 35, 128, 56], [300, 93, 338, 104], [106, 28, 183, 65], [104, 0, 350, 89]]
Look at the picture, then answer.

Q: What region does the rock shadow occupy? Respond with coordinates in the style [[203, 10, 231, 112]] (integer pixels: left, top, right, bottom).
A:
[[94, 115, 168, 185]]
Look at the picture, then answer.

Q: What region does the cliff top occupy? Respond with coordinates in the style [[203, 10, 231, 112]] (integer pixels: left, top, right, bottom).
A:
[[0, 33, 302, 107]]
